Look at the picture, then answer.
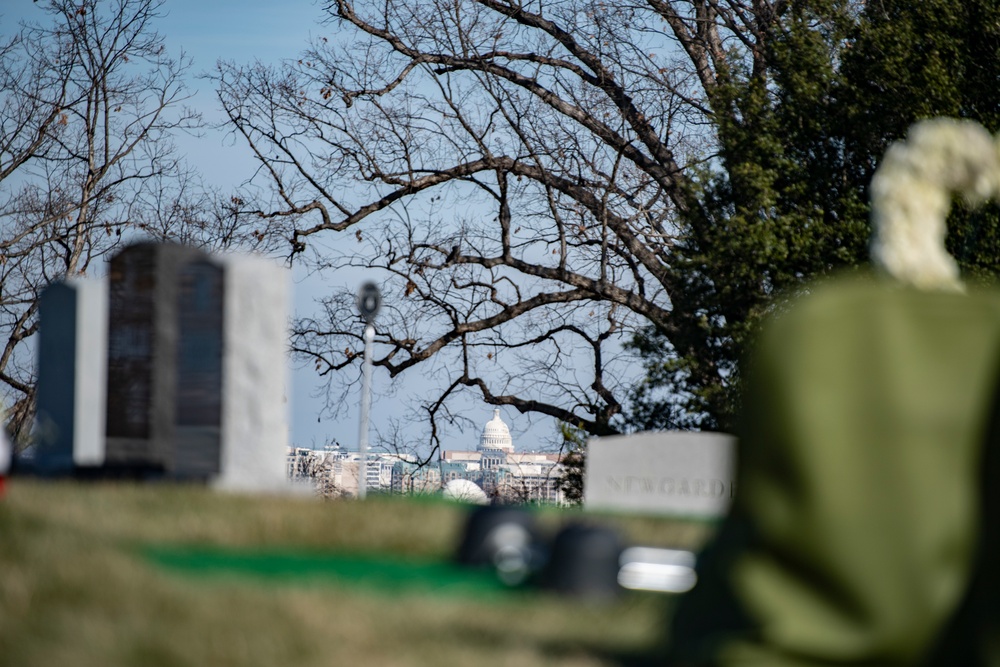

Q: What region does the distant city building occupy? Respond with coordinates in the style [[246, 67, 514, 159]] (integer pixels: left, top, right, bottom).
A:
[[390, 459, 442, 495], [286, 445, 413, 498], [288, 409, 566, 504], [440, 409, 566, 505]]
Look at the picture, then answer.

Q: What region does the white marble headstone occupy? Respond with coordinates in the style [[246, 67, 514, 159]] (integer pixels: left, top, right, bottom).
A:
[[583, 431, 736, 518], [212, 253, 290, 492]]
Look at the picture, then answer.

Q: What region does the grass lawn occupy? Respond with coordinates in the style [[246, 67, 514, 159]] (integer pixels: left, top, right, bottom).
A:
[[0, 480, 713, 667]]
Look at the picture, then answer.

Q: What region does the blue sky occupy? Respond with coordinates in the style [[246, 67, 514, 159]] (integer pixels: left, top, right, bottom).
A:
[[1, 0, 550, 454]]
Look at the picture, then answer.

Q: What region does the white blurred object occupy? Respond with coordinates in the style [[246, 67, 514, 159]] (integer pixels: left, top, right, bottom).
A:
[[617, 546, 697, 593], [0, 415, 10, 495], [442, 478, 490, 505], [0, 430, 9, 473], [870, 118, 1000, 292]]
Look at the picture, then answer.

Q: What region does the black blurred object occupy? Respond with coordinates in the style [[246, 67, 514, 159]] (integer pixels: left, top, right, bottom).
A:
[[455, 505, 545, 586], [455, 507, 696, 599], [539, 522, 625, 601]]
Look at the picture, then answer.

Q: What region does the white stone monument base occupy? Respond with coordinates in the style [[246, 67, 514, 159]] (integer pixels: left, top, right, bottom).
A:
[[584, 431, 736, 518]]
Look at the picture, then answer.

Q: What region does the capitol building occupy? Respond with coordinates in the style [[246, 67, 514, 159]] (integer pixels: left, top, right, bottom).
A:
[[288, 409, 567, 504], [434, 408, 565, 504]]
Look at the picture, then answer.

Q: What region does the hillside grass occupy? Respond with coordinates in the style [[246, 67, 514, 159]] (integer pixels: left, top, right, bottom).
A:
[[0, 480, 713, 667]]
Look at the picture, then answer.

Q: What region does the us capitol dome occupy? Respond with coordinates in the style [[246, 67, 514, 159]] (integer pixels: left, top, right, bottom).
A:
[[478, 408, 514, 453]]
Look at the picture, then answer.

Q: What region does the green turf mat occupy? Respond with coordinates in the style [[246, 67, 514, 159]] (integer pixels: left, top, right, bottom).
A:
[[144, 546, 520, 598]]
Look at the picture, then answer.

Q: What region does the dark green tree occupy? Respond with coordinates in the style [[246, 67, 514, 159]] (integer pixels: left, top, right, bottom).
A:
[[841, 0, 1000, 283], [629, 2, 868, 430], [629, 0, 1000, 431], [554, 422, 588, 506]]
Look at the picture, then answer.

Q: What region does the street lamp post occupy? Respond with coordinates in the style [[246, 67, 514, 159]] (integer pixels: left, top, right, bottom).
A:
[[356, 282, 381, 500]]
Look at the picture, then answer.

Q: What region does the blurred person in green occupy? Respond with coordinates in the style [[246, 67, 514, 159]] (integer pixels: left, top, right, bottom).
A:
[[667, 120, 1000, 665]]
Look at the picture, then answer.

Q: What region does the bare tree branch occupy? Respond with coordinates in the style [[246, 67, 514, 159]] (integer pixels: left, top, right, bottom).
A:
[[217, 0, 785, 447]]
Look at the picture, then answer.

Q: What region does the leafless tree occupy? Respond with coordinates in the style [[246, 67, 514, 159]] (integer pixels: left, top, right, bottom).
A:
[[214, 0, 798, 457], [0, 0, 262, 446]]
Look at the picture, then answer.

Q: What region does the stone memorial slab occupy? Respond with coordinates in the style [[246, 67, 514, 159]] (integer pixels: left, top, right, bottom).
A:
[[104, 242, 208, 472], [211, 253, 289, 492], [35, 279, 108, 473], [584, 431, 736, 517]]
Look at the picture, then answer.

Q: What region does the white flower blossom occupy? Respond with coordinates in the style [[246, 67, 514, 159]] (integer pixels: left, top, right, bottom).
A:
[[870, 118, 1000, 291]]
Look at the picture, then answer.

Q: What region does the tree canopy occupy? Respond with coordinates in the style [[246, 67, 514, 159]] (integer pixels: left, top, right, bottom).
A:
[[213, 0, 1000, 453]]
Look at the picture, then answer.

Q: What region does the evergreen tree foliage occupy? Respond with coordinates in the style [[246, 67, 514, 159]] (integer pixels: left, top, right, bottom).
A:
[[554, 422, 588, 506], [628, 0, 1000, 432]]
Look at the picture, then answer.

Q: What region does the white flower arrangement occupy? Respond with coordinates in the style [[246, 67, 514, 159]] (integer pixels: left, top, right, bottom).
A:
[[870, 118, 1000, 291]]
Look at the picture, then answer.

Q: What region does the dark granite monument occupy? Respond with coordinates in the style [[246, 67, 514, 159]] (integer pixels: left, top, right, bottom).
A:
[[174, 259, 225, 479], [35, 279, 108, 474], [104, 242, 208, 474]]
